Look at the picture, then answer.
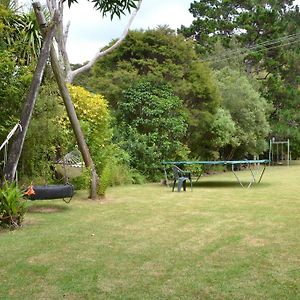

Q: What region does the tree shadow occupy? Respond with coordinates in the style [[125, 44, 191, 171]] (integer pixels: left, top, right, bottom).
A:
[[192, 181, 271, 189]]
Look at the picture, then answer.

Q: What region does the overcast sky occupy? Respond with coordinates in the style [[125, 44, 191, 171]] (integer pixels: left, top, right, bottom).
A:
[[21, 0, 300, 64], [63, 0, 194, 63], [63, 0, 300, 63]]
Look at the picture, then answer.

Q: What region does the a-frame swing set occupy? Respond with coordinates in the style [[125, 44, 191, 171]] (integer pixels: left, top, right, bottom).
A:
[[1, 5, 77, 202], [0, 121, 75, 202]]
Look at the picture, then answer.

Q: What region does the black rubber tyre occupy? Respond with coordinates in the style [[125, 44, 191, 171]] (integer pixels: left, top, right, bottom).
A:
[[29, 184, 74, 200]]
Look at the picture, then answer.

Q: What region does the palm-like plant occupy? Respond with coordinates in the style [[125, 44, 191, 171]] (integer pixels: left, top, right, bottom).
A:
[[0, 182, 28, 228], [18, 10, 43, 64], [0, 4, 43, 65]]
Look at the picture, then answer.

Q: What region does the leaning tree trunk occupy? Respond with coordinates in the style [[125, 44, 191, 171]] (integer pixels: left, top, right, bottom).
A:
[[33, 2, 99, 199], [3, 19, 56, 183]]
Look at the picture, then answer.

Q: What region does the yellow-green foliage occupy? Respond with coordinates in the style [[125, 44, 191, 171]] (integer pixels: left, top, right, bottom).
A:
[[67, 84, 110, 130], [66, 84, 112, 173], [0, 7, 9, 34]]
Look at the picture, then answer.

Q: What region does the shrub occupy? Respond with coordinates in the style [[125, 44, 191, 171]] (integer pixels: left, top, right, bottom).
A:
[[67, 85, 112, 194], [21, 81, 68, 181], [0, 182, 28, 229], [98, 162, 145, 196], [69, 168, 90, 190], [116, 79, 189, 180]]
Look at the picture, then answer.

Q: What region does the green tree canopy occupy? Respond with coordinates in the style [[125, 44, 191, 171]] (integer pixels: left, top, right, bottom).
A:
[[180, 0, 300, 157], [116, 79, 189, 179], [210, 107, 237, 158], [215, 67, 271, 159], [77, 27, 220, 111], [179, 0, 298, 57], [0, 5, 42, 65], [75, 27, 221, 159], [0, 3, 33, 169], [0, 51, 31, 167]]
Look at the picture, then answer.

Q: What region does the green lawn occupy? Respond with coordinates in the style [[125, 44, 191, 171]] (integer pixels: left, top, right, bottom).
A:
[[1, 164, 300, 299]]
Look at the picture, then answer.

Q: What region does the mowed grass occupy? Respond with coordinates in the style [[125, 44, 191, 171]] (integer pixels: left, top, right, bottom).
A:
[[1, 164, 300, 299]]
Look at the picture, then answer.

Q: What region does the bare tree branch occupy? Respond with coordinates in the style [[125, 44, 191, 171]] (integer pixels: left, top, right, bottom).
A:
[[66, 0, 142, 83], [62, 20, 71, 74], [63, 21, 70, 46], [46, 0, 56, 16]]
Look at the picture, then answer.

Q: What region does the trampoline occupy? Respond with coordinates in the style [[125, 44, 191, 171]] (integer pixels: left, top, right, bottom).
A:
[[162, 159, 270, 188]]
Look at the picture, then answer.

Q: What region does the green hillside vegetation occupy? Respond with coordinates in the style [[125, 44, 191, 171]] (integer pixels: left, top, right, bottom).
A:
[[0, 1, 299, 192]]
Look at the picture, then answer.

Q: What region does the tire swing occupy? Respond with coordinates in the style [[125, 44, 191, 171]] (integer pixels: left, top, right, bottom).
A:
[[24, 127, 75, 203], [26, 183, 74, 203], [25, 152, 76, 203]]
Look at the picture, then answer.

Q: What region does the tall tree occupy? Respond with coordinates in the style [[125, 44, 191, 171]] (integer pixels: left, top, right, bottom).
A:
[[179, 0, 298, 57], [46, 0, 142, 82], [117, 79, 189, 179], [215, 67, 271, 159], [75, 27, 221, 158], [180, 0, 300, 156], [3, 11, 57, 183]]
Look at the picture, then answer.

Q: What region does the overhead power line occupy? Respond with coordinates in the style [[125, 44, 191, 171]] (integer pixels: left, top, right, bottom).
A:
[[200, 32, 300, 63]]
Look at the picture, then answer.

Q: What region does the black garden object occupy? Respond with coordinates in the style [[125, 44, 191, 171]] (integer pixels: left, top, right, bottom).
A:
[[28, 184, 74, 203]]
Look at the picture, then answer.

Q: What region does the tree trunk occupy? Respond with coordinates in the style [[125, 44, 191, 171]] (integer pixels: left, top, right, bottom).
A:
[[33, 2, 99, 199], [3, 20, 56, 183]]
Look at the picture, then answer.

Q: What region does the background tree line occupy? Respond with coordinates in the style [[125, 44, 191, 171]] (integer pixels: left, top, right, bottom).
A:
[[74, 26, 272, 174], [1, 0, 299, 188], [180, 0, 300, 156]]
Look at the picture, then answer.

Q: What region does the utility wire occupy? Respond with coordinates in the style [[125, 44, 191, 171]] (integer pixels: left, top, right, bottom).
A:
[[207, 33, 300, 58], [200, 32, 300, 63], [201, 33, 300, 62], [203, 38, 300, 64]]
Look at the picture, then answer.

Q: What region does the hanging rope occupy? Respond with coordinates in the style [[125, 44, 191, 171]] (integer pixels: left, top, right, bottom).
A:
[[0, 123, 22, 153], [1, 123, 22, 182]]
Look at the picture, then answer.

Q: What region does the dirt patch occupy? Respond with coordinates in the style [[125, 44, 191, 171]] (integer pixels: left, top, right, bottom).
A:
[[29, 207, 60, 213], [28, 204, 68, 213], [84, 196, 113, 204], [22, 219, 38, 226], [99, 197, 112, 204], [243, 236, 267, 247]]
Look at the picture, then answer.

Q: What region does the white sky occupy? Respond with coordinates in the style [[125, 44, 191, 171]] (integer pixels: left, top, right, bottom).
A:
[[63, 0, 193, 63]]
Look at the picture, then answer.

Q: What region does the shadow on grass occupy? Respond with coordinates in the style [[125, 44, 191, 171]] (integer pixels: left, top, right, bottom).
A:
[[28, 202, 70, 214], [192, 181, 271, 189]]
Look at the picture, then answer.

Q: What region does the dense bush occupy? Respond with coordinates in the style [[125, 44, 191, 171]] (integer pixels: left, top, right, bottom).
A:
[[67, 85, 140, 193], [0, 51, 31, 171], [67, 84, 112, 173], [69, 168, 90, 190], [75, 27, 220, 159], [20, 81, 67, 181], [98, 161, 146, 196], [116, 79, 189, 180], [215, 67, 271, 159]]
